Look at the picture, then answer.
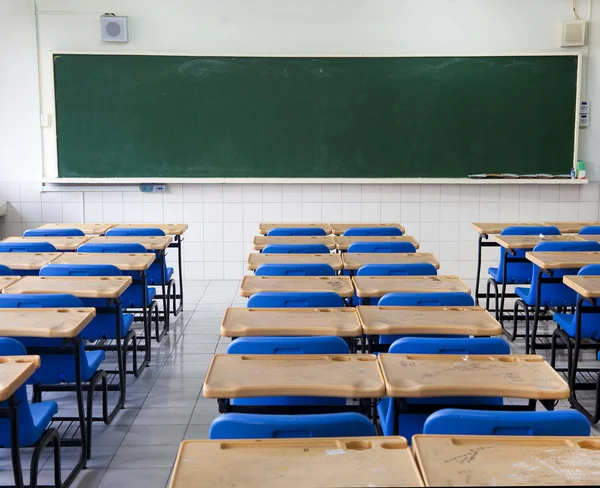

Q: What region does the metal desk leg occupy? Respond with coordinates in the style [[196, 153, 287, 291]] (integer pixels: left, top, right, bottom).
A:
[[160, 251, 169, 332], [530, 268, 547, 355], [6, 395, 24, 488], [111, 300, 127, 408], [72, 338, 89, 465], [175, 235, 184, 315], [475, 233, 485, 305]]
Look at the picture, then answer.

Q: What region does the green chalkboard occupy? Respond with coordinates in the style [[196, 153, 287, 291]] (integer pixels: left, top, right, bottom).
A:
[[53, 54, 578, 178]]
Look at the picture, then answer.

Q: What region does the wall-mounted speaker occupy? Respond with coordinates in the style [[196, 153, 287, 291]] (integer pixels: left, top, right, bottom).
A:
[[100, 14, 128, 43]]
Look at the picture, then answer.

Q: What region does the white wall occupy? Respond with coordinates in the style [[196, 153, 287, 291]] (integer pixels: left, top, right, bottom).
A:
[[1, 0, 599, 284]]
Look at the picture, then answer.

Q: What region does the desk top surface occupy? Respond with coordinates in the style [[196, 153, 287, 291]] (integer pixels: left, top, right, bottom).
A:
[[0, 276, 22, 290], [221, 307, 361, 337], [334, 235, 419, 250], [203, 354, 385, 398], [330, 223, 406, 235], [378, 354, 570, 400], [0, 356, 40, 402], [413, 435, 600, 487], [1, 236, 91, 251], [357, 306, 502, 336], [352, 275, 470, 297], [52, 252, 156, 271], [252, 235, 336, 250], [0, 308, 96, 338], [239, 276, 354, 297], [258, 223, 332, 234], [563, 275, 600, 298], [542, 222, 600, 234], [526, 251, 600, 269], [493, 234, 585, 249], [3, 276, 132, 298], [247, 253, 343, 271], [471, 222, 544, 235], [86, 235, 173, 250], [341, 252, 439, 270], [113, 223, 188, 235], [38, 223, 115, 235], [170, 437, 423, 488], [0, 252, 61, 270]]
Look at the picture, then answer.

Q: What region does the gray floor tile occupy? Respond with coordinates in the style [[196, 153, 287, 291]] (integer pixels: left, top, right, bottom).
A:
[[189, 406, 220, 425], [98, 467, 172, 488], [184, 424, 211, 439], [133, 407, 193, 426], [150, 376, 205, 393], [109, 445, 180, 468], [143, 389, 201, 408], [122, 424, 187, 446]]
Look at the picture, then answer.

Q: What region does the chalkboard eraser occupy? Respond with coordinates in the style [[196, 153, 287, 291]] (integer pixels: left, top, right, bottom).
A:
[[468, 174, 487, 179], [501, 173, 520, 179]]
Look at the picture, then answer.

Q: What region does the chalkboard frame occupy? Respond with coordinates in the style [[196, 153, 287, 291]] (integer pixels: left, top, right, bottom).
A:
[[43, 51, 582, 184]]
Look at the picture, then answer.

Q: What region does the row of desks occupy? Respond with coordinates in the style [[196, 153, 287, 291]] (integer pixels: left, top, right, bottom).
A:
[[258, 222, 406, 235], [253, 234, 419, 250], [1, 235, 173, 251], [0, 252, 156, 272], [37, 223, 188, 236]]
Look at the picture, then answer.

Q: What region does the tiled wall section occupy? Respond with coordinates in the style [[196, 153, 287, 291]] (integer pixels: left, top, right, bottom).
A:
[[1, 182, 599, 289]]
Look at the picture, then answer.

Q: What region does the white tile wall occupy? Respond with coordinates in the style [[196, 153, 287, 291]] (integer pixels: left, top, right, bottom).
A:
[[0, 182, 598, 289]]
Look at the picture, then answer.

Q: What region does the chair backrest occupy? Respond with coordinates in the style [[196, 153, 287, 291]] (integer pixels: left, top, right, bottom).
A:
[[209, 412, 376, 439], [105, 228, 166, 237], [262, 244, 331, 254], [0, 242, 57, 252], [77, 243, 147, 253], [23, 228, 85, 237], [0, 264, 13, 276], [378, 292, 474, 307], [500, 226, 561, 236], [266, 228, 327, 237], [388, 337, 510, 355], [347, 242, 416, 253], [255, 263, 335, 276], [533, 241, 600, 253], [343, 227, 403, 236], [0, 293, 83, 309], [247, 292, 345, 308], [357, 263, 437, 276], [579, 226, 600, 235], [40, 263, 122, 277], [579, 264, 600, 276], [227, 336, 350, 354], [423, 409, 590, 436]]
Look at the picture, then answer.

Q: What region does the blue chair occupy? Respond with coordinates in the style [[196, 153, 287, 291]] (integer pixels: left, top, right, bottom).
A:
[[0, 338, 62, 488], [579, 226, 600, 235], [513, 240, 600, 353], [0, 295, 108, 459], [347, 242, 416, 253], [552, 264, 600, 394], [247, 292, 345, 308], [105, 227, 165, 237], [343, 227, 403, 236], [209, 412, 375, 439], [255, 264, 335, 276], [227, 336, 349, 406], [262, 244, 331, 254], [486, 226, 562, 323], [0, 264, 13, 275], [267, 228, 327, 236], [0, 242, 57, 252], [356, 263, 437, 276], [378, 337, 510, 440], [423, 409, 590, 436], [24, 228, 85, 237]]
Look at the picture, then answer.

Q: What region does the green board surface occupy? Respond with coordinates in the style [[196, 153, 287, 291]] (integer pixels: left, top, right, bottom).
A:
[[53, 54, 578, 178]]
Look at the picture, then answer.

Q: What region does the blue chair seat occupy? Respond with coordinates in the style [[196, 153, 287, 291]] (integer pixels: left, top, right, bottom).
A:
[[487, 266, 532, 284], [147, 264, 174, 285], [514, 285, 578, 308], [121, 286, 156, 308], [28, 349, 105, 384], [554, 312, 600, 340], [82, 313, 134, 341], [24, 402, 59, 447]]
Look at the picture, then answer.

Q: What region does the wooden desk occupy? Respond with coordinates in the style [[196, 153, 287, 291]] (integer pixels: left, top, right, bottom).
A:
[[52, 252, 156, 271], [0, 252, 61, 270], [342, 252, 439, 271], [413, 435, 600, 487], [86, 235, 172, 251], [0, 356, 40, 401], [543, 222, 600, 234], [38, 223, 114, 235], [353, 275, 470, 298], [357, 306, 502, 336], [471, 222, 543, 235], [0, 308, 96, 338], [526, 251, 600, 269], [331, 223, 406, 235], [378, 354, 570, 400], [577, 234, 600, 244], [240, 276, 354, 298], [335, 235, 419, 251], [221, 307, 361, 337], [113, 223, 188, 236], [3, 276, 132, 298], [563, 275, 600, 298], [252, 235, 335, 251], [494, 234, 584, 249], [203, 354, 385, 398], [0, 276, 21, 290], [247, 253, 342, 271], [170, 437, 423, 488], [258, 223, 332, 235], [1, 236, 91, 251]]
